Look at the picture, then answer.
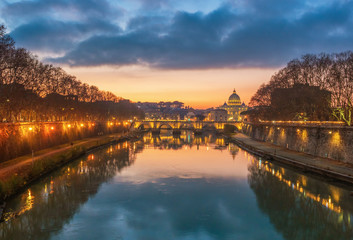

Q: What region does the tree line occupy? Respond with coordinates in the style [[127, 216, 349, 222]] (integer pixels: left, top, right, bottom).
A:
[[249, 52, 353, 125], [0, 25, 143, 122]]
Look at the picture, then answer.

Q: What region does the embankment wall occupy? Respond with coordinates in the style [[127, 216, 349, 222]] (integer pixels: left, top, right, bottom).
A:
[[242, 123, 353, 163]]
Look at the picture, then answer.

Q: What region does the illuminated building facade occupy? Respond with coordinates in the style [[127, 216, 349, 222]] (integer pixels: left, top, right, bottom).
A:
[[207, 109, 227, 121], [219, 89, 247, 121]]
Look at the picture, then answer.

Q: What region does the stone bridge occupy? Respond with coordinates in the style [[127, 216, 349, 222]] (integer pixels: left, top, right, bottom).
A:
[[131, 120, 242, 134]]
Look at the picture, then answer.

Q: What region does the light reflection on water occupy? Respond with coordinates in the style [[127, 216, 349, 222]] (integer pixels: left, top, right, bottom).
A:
[[0, 131, 353, 240]]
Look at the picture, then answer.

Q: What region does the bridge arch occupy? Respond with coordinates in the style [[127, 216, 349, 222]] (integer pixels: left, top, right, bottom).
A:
[[137, 123, 152, 130], [158, 123, 173, 130], [223, 122, 243, 132]]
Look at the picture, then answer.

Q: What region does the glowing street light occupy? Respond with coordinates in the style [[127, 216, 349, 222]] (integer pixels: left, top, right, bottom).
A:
[[28, 127, 35, 164]]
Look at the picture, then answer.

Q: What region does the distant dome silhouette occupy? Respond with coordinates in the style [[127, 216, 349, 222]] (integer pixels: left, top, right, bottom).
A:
[[228, 89, 241, 106]]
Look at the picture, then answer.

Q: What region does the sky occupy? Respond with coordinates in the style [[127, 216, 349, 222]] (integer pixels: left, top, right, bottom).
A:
[[1, 0, 353, 108]]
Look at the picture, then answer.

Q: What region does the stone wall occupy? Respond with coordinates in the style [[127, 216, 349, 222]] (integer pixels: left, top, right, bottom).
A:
[[242, 123, 353, 163], [0, 121, 126, 162]]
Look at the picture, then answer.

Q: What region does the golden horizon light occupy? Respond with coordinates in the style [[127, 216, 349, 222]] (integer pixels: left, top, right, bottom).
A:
[[64, 65, 279, 109]]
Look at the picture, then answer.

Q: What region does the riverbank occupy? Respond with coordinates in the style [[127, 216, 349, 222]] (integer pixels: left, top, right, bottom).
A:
[[230, 133, 353, 184], [0, 131, 141, 207]]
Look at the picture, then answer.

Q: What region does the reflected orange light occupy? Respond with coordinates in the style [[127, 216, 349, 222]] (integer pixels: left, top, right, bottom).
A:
[[260, 161, 342, 213], [331, 132, 341, 146]]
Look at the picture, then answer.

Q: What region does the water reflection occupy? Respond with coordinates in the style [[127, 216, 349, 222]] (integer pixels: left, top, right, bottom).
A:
[[0, 141, 134, 240], [248, 159, 353, 239], [0, 132, 353, 240], [141, 131, 227, 151]]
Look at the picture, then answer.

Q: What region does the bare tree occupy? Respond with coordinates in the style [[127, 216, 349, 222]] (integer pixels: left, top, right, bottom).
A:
[[250, 51, 353, 125], [0, 24, 144, 122]]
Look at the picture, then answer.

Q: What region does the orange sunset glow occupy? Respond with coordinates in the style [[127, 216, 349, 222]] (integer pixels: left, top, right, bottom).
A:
[[66, 66, 278, 108]]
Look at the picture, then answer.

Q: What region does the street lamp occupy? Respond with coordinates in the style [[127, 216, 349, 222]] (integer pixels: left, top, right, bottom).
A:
[[28, 126, 34, 164]]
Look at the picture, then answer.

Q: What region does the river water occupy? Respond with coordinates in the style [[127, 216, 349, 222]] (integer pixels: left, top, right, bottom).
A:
[[1, 132, 353, 240]]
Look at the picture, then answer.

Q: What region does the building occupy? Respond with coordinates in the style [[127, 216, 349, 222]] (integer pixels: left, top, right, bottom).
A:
[[218, 89, 247, 121], [207, 109, 228, 121], [137, 101, 187, 120]]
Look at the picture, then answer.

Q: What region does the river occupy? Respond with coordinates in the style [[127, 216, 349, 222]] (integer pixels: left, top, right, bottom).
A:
[[1, 131, 353, 240]]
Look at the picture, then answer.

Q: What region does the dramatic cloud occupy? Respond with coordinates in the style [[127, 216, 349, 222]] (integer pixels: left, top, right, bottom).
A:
[[11, 19, 121, 53], [2, 0, 353, 68], [2, 0, 122, 53], [2, 0, 117, 23]]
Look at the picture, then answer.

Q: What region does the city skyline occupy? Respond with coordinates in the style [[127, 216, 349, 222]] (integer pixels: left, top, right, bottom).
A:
[[1, 0, 353, 108]]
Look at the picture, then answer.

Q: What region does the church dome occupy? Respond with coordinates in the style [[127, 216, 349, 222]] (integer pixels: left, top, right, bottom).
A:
[[228, 89, 241, 106]]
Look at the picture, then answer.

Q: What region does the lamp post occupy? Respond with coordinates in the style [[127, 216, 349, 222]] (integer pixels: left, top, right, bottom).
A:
[[28, 126, 34, 165]]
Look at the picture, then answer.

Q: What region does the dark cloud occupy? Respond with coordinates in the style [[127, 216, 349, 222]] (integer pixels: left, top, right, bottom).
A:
[[240, 0, 307, 18], [127, 15, 170, 32], [2, 0, 122, 53], [138, 0, 170, 10], [2, 0, 117, 22], [3, 0, 353, 69], [11, 19, 121, 52]]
